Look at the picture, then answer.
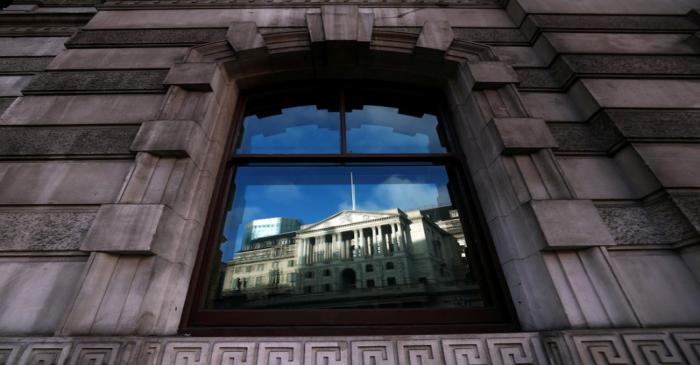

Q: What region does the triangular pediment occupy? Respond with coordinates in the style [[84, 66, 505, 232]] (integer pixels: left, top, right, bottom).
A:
[[300, 210, 399, 232]]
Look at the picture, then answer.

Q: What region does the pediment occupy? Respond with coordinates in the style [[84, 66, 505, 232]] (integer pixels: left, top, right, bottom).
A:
[[300, 210, 398, 232]]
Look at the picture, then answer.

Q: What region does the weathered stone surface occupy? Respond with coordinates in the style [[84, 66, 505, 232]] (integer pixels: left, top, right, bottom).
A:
[[530, 200, 616, 248], [0, 57, 52, 74], [670, 191, 700, 232], [606, 109, 700, 140], [46, 48, 187, 70], [544, 33, 698, 54], [520, 92, 590, 122], [0, 37, 68, 57], [529, 14, 699, 31], [612, 250, 700, 326], [0, 94, 164, 125], [0, 258, 87, 335], [66, 28, 227, 47], [559, 156, 646, 200], [0, 161, 132, 205], [130, 120, 207, 167], [598, 197, 697, 245], [0, 97, 14, 115], [0, 125, 138, 156], [81, 204, 174, 255], [0, 76, 32, 97], [371, 8, 514, 28], [226, 22, 265, 53], [416, 21, 454, 52], [452, 28, 527, 43], [0, 207, 96, 251], [491, 117, 557, 153], [564, 55, 700, 76], [635, 143, 700, 188], [582, 79, 700, 108], [84, 9, 309, 29], [547, 112, 623, 152], [163, 63, 217, 91], [22, 70, 168, 94]]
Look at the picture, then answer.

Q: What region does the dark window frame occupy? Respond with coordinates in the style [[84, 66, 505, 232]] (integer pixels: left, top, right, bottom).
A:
[[182, 81, 518, 336]]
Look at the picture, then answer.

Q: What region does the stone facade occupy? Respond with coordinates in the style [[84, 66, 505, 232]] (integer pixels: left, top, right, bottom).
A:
[[0, 0, 699, 363]]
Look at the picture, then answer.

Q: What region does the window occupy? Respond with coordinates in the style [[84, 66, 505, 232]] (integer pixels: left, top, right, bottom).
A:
[[185, 83, 515, 334]]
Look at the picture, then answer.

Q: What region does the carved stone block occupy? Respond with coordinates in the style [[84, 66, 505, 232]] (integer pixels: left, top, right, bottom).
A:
[[226, 22, 266, 57], [257, 342, 302, 365], [416, 21, 454, 52], [304, 341, 348, 365], [464, 62, 519, 90], [351, 341, 396, 365], [530, 200, 616, 248], [80, 204, 186, 257], [491, 117, 557, 154]]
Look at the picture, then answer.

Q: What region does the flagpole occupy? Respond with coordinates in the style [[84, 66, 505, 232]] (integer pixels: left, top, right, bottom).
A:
[[351, 171, 356, 210]]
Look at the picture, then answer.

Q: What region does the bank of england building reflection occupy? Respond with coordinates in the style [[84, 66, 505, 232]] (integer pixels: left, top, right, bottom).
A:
[[217, 206, 480, 309]]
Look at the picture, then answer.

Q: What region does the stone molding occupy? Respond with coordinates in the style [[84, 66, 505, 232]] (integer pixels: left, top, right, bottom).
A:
[[1, 328, 699, 364], [130, 120, 208, 168], [490, 117, 558, 154], [98, 0, 506, 9]]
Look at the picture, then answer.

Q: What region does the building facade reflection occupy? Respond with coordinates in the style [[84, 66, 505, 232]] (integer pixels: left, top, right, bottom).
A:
[[217, 206, 482, 309]]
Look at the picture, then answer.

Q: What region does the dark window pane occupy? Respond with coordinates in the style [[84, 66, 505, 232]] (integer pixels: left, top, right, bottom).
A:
[[346, 105, 446, 154], [236, 93, 340, 154], [207, 165, 484, 309]]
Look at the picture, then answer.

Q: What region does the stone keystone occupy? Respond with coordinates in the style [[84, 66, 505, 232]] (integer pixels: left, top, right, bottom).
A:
[[307, 6, 374, 43]]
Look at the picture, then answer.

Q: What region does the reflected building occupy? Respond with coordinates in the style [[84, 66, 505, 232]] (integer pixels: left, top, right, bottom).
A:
[[219, 207, 481, 309]]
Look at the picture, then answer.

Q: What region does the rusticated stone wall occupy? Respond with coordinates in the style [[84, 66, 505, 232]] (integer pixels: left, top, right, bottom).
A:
[[0, 0, 699, 363]]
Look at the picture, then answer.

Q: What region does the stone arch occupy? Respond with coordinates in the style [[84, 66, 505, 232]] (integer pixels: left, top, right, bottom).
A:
[[62, 5, 583, 336]]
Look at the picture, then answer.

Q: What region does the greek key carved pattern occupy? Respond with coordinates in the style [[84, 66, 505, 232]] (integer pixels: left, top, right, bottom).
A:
[[542, 335, 573, 365], [442, 339, 489, 365], [572, 335, 632, 365], [0, 344, 21, 365], [673, 333, 700, 365], [622, 333, 684, 365], [486, 338, 537, 365], [161, 342, 211, 365], [67, 343, 120, 365], [397, 340, 442, 365], [257, 342, 302, 365], [211, 342, 256, 365], [17, 343, 71, 365], [304, 342, 347, 365], [138, 342, 162, 365], [351, 341, 396, 365]]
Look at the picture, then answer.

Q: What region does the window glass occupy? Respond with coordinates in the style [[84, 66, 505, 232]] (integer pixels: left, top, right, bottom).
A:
[[207, 164, 483, 309], [346, 105, 446, 154], [236, 93, 340, 154]]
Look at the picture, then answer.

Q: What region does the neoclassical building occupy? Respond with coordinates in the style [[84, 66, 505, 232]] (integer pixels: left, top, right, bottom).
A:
[[220, 208, 477, 309]]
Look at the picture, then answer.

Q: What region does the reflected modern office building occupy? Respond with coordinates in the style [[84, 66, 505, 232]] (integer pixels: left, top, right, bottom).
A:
[[218, 206, 481, 309]]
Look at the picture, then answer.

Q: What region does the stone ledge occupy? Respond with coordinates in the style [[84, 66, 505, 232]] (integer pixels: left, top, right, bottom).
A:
[[130, 120, 208, 168], [464, 62, 519, 90], [530, 200, 616, 248], [163, 62, 218, 91], [0, 328, 698, 364], [490, 117, 557, 154]]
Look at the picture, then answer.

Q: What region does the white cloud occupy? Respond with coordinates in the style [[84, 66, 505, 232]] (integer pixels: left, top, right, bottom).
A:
[[358, 175, 443, 212]]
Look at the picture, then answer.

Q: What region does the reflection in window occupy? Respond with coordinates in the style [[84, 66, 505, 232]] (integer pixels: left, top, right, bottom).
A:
[[346, 105, 446, 154], [208, 165, 481, 309], [237, 105, 340, 154]]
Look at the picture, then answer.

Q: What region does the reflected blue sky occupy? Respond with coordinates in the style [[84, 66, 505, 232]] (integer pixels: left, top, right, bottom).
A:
[[237, 105, 340, 154], [220, 165, 453, 262], [347, 105, 446, 153]]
